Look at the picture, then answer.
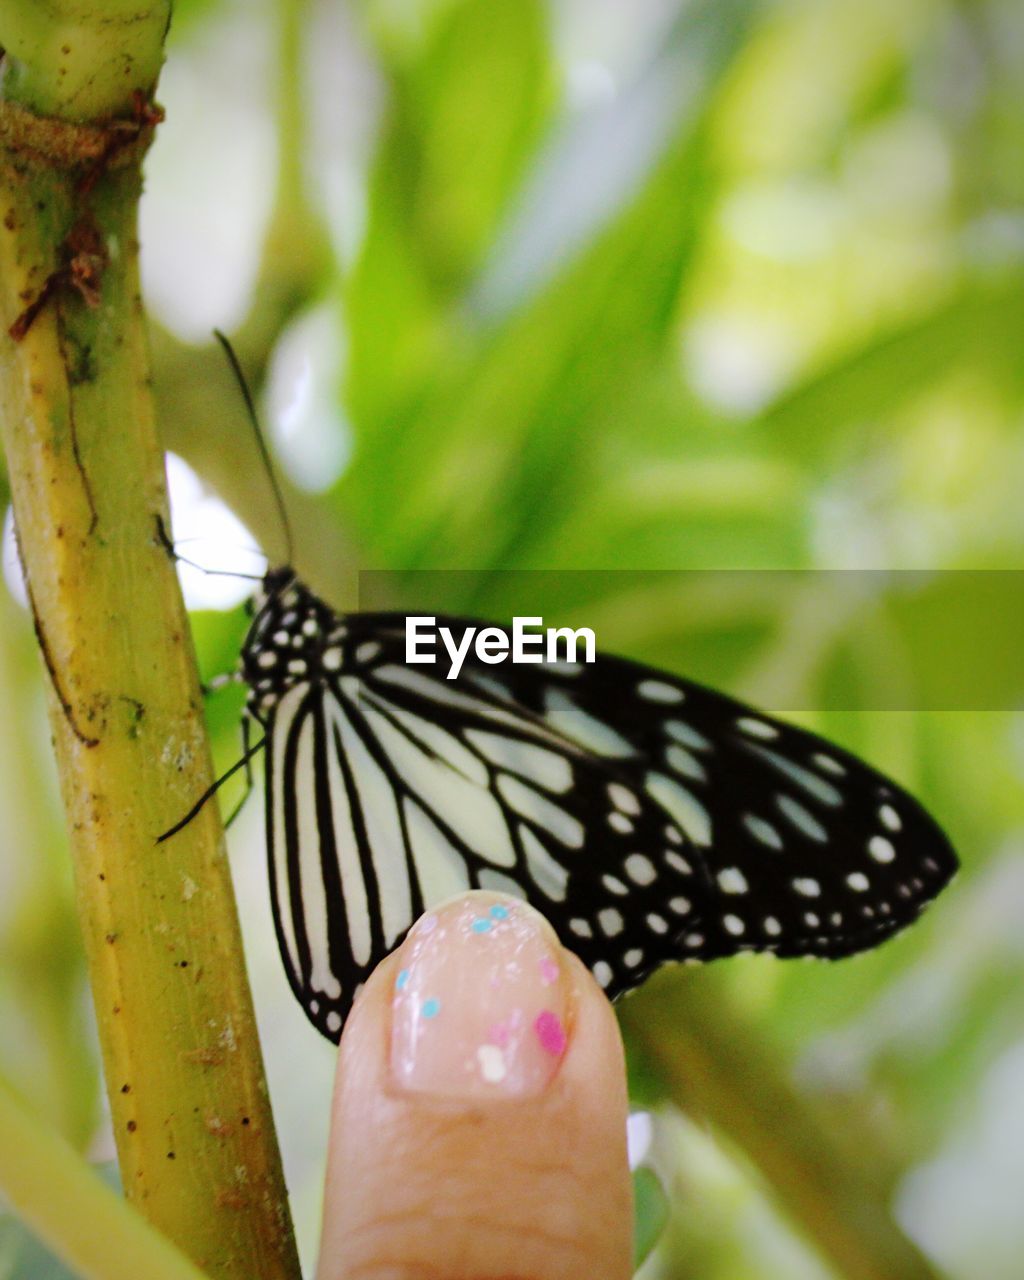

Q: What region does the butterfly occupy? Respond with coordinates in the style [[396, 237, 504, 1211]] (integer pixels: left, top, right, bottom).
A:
[[160, 338, 958, 1044]]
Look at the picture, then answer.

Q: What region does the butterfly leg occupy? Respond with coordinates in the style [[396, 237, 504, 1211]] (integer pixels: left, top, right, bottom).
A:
[[153, 513, 262, 585], [157, 730, 265, 843], [201, 671, 243, 698], [221, 717, 257, 832]]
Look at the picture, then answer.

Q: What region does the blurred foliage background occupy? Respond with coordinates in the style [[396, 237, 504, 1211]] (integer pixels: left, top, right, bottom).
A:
[[2, 0, 1023, 1276]]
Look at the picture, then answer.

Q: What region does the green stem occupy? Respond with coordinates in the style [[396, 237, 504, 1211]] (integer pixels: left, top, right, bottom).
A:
[[0, 2, 171, 121], [621, 973, 942, 1280], [0, 587, 97, 1148], [0, 1073, 209, 1280], [0, 13, 301, 1280]]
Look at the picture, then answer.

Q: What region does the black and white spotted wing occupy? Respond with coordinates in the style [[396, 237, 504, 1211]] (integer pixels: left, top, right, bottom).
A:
[[241, 572, 957, 1043]]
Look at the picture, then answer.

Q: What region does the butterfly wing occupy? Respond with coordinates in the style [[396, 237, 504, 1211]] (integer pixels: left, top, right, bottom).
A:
[[351, 615, 957, 955], [260, 649, 709, 1041], [450, 626, 957, 961], [259, 609, 957, 1043]]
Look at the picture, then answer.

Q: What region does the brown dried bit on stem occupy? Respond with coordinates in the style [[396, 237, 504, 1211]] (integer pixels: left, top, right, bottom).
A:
[[9, 213, 110, 341], [77, 91, 166, 197], [4, 91, 163, 341], [0, 92, 164, 178], [24, 574, 100, 748], [65, 216, 108, 307]]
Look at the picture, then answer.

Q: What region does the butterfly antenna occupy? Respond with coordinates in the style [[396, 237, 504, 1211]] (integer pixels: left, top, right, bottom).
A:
[[213, 329, 294, 567]]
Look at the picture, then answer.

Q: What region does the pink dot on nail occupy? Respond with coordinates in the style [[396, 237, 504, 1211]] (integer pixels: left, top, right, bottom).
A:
[[539, 955, 559, 986], [489, 1021, 510, 1048], [534, 1010, 567, 1057], [418, 914, 438, 934]]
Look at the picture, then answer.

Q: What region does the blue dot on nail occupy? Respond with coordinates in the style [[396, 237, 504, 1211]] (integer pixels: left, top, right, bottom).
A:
[[395, 968, 410, 992], [489, 904, 509, 920], [422, 997, 441, 1019], [471, 917, 492, 934]]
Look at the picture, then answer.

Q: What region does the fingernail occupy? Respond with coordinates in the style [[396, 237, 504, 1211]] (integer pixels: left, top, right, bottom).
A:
[[390, 892, 571, 1099]]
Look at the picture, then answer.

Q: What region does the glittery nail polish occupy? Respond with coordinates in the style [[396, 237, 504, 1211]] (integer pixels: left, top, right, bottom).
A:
[[390, 892, 571, 1099]]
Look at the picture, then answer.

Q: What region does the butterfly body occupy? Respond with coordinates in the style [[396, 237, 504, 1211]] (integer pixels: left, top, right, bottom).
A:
[[237, 568, 958, 1044]]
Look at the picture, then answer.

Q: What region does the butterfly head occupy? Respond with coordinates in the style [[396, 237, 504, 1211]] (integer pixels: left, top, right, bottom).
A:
[[255, 565, 299, 609], [241, 569, 345, 717]]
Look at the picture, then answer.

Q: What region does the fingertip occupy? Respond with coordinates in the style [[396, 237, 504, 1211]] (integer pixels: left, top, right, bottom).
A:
[[318, 896, 633, 1280]]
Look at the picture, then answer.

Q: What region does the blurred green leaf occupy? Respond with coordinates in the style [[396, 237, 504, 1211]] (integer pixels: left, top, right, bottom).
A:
[[342, 0, 759, 573], [633, 1165, 670, 1270], [0, 1164, 120, 1280], [346, 0, 555, 429], [620, 968, 944, 1280], [757, 278, 1024, 462]]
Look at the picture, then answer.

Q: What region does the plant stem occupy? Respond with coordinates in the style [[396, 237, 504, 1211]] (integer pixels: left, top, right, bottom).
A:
[[620, 972, 942, 1280], [0, 3, 170, 121], [0, 12, 301, 1280], [0, 1073, 209, 1280]]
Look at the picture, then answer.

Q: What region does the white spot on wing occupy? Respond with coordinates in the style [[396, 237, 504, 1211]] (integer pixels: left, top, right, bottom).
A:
[[519, 825, 569, 901], [466, 729, 573, 793], [464, 671, 515, 702], [665, 850, 693, 876], [736, 716, 778, 740], [543, 688, 635, 758], [792, 877, 821, 898], [879, 804, 901, 832], [742, 742, 843, 806], [646, 773, 711, 846], [497, 775, 584, 849], [599, 908, 624, 937], [608, 783, 640, 815], [665, 720, 711, 751], [776, 794, 827, 842], [638, 679, 684, 704], [666, 743, 707, 782], [718, 867, 749, 895], [869, 835, 896, 863], [624, 852, 656, 886], [744, 814, 783, 850], [479, 869, 526, 899], [404, 798, 471, 904]]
